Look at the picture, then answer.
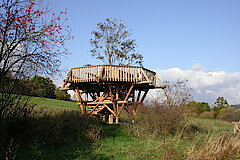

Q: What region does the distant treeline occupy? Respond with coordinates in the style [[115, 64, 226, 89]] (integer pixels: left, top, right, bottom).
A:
[[5, 75, 70, 100]]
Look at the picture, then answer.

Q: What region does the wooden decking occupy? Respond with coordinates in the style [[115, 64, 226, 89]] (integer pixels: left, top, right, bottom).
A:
[[63, 65, 164, 88], [61, 65, 165, 124]]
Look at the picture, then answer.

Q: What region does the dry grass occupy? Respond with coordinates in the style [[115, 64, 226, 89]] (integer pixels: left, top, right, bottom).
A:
[[123, 105, 187, 139], [198, 111, 215, 119], [188, 133, 240, 160]]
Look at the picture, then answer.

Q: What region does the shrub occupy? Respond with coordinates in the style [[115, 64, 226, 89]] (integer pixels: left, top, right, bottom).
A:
[[219, 113, 240, 122], [180, 103, 197, 117], [217, 107, 234, 117], [0, 109, 102, 159], [217, 107, 240, 122], [123, 104, 186, 139], [198, 111, 215, 119], [28, 110, 101, 145]]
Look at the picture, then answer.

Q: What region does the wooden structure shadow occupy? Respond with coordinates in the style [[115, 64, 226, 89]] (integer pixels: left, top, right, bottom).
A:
[[60, 65, 165, 124]]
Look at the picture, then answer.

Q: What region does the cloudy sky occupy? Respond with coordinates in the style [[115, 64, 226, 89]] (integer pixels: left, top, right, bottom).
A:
[[155, 65, 240, 105], [50, 0, 240, 105]]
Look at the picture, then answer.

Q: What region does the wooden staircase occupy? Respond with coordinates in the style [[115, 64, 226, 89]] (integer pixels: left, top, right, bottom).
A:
[[87, 105, 105, 115], [86, 94, 113, 115]]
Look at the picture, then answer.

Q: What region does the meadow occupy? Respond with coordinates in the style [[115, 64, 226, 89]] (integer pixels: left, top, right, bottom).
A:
[[2, 97, 240, 160]]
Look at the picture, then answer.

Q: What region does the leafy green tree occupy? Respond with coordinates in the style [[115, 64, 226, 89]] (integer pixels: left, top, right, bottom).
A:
[[181, 101, 210, 116], [55, 90, 70, 101], [214, 97, 229, 108], [196, 102, 210, 115], [181, 101, 198, 117], [90, 18, 143, 66], [212, 97, 229, 118], [30, 76, 56, 98], [14, 79, 32, 95]]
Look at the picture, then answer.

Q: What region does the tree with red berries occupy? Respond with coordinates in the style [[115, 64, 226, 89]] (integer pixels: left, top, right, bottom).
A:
[[0, 1, 72, 151], [0, 0, 72, 80]]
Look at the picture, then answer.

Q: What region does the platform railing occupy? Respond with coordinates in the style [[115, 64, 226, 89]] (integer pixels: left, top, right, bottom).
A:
[[69, 65, 157, 85]]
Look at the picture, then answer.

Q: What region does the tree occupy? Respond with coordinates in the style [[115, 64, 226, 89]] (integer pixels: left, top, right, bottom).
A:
[[196, 102, 210, 115], [0, 1, 72, 154], [161, 79, 192, 107], [214, 97, 229, 108], [0, 0, 72, 116], [55, 89, 70, 101], [30, 75, 56, 98], [90, 18, 143, 66], [180, 101, 211, 117], [0, 0, 72, 80], [180, 101, 198, 117], [212, 97, 229, 118]]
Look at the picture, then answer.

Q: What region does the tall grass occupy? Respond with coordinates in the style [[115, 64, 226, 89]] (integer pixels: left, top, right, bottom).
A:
[[1, 97, 238, 159], [0, 109, 102, 159], [122, 105, 187, 139], [188, 133, 240, 160]]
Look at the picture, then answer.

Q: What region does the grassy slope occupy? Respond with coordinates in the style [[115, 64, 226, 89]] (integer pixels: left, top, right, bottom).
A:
[[90, 118, 233, 160], [31, 97, 78, 109], [188, 117, 232, 133], [17, 97, 234, 160]]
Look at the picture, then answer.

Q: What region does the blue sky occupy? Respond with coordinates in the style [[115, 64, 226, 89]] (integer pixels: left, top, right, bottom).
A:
[[48, 0, 240, 104], [49, 0, 240, 72]]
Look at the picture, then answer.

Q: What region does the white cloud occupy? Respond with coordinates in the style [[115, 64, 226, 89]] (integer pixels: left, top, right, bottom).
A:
[[53, 79, 63, 88], [53, 65, 240, 105], [191, 63, 205, 71], [206, 90, 214, 95], [155, 65, 240, 105]]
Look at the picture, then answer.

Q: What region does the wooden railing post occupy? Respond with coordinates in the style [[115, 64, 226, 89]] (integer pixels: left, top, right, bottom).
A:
[[70, 65, 160, 86]]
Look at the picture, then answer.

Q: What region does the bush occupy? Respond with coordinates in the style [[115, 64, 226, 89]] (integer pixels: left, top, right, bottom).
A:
[[216, 107, 240, 122], [55, 90, 70, 101], [219, 113, 240, 122], [180, 103, 198, 117], [198, 111, 215, 119], [217, 107, 234, 117], [0, 110, 102, 159], [123, 104, 186, 139], [27, 110, 101, 145]]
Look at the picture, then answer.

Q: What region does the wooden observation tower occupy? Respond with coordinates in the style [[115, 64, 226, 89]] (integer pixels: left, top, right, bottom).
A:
[[60, 65, 165, 124]]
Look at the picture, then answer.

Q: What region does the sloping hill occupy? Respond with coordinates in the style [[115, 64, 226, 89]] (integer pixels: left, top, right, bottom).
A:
[[31, 97, 78, 110], [2, 96, 239, 160]]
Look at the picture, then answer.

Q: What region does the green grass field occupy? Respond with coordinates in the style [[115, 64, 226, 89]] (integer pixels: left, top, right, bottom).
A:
[[7, 97, 238, 160], [31, 97, 78, 109], [188, 117, 232, 133]]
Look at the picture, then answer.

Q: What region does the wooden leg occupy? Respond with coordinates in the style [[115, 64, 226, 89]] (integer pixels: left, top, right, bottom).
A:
[[117, 85, 134, 116], [109, 114, 114, 124], [80, 104, 85, 114], [140, 89, 149, 104], [115, 116, 119, 124], [73, 89, 85, 114], [136, 90, 141, 103], [102, 115, 106, 122]]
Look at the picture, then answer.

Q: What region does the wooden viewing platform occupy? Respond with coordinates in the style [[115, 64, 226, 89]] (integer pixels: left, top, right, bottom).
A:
[[60, 65, 165, 124]]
